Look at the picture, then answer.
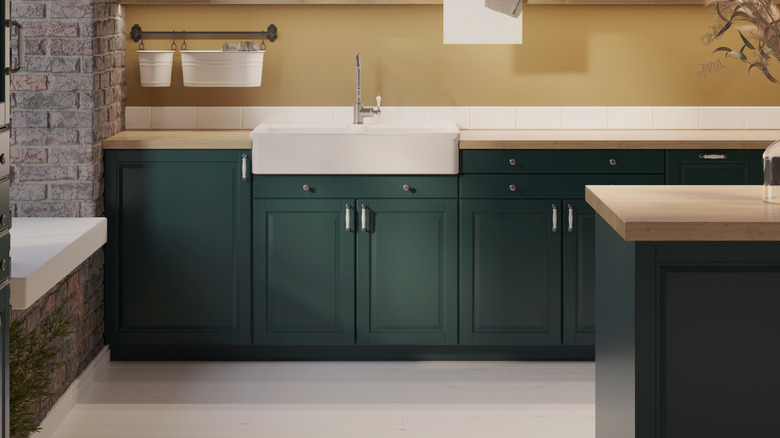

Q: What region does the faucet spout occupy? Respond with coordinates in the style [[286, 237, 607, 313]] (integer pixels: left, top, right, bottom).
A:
[[353, 51, 380, 124]]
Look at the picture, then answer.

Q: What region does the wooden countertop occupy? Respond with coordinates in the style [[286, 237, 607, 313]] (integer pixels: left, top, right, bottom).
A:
[[585, 185, 780, 241], [459, 130, 780, 149], [104, 129, 780, 150], [103, 130, 252, 149]]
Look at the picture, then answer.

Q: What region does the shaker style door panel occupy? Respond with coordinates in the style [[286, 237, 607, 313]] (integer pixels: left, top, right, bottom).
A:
[[254, 199, 356, 345], [356, 199, 458, 345], [562, 199, 596, 346], [105, 150, 251, 345], [460, 199, 562, 345]]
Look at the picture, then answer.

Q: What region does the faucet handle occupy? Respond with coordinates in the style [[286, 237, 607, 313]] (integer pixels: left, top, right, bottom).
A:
[[375, 94, 382, 112]]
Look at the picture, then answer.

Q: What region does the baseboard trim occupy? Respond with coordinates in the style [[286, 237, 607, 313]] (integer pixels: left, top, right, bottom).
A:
[[109, 344, 595, 361], [32, 346, 111, 438]]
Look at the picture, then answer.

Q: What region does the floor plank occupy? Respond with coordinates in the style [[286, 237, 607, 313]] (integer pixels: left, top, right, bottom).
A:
[[51, 361, 595, 438]]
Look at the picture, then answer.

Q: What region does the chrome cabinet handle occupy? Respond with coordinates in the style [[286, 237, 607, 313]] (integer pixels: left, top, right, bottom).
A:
[[6, 20, 24, 74], [0, 214, 6, 227], [509, 158, 517, 166], [345, 204, 352, 232], [303, 184, 310, 191], [552, 204, 558, 233], [609, 158, 617, 166], [568, 204, 574, 232], [403, 184, 410, 191], [699, 154, 727, 160], [361, 204, 367, 232], [241, 154, 247, 182], [509, 184, 517, 192]]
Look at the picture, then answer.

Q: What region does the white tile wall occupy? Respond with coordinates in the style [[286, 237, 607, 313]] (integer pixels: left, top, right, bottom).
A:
[[150, 107, 197, 129], [242, 107, 289, 129], [562, 107, 607, 129], [515, 107, 561, 130], [745, 107, 780, 129], [470, 107, 516, 129], [196, 107, 242, 130], [653, 107, 699, 129], [125, 107, 151, 130], [424, 107, 471, 129], [126, 106, 780, 131], [607, 107, 652, 130], [699, 107, 745, 129]]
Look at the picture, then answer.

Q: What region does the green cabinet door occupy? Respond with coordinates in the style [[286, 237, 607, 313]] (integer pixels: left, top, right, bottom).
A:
[[460, 199, 562, 345], [356, 199, 458, 345], [254, 199, 355, 344], [562, 199, 596, 346], [105, 150, 251, 345], [666, 150, 764, 185]]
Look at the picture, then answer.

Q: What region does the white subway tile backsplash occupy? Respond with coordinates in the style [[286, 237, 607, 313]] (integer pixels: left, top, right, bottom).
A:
[[515, 107, 561, 130], [425, 107, 471, 129], [150, 107, 197, 129], [196, 107, 242, 130], [333, 107, 353, 124], [607, 107, 652, 130], [470, 107, 516, 129], [242, 107, 289, 129], [562, 107, 608, 129], [125, 107, 151, 130], [287, 107, 335, 124], [699, 107, 744, 129], [373, 107, 426, 125], [653, 107, 699, 129], [745, 107, 780, 129]]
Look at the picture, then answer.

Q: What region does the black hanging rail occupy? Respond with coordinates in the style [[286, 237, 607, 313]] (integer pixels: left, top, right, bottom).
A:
[[130, 24, 278, 44]]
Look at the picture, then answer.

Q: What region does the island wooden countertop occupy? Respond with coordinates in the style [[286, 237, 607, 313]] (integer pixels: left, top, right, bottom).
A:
[[585, 185, 780, 241], [104, 129, 780, 150]]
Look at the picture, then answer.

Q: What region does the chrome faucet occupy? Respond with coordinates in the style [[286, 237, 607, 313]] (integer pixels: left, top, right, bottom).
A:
[[354, 51, 381, 124]]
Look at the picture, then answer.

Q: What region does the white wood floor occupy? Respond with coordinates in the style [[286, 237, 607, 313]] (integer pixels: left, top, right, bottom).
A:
[[50, 360, 595, 438]]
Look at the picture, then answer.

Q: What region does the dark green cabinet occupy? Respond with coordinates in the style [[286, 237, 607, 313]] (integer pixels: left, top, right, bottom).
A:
[[562, 200, 596, 345], [253, 176, 458, 346], [0, 285, 7, 438], [459, 199, 561, 345], [253, 199, 355, 345], [666, 150, 764, 185], [356, 199, 458, 345], [105, 150, 252, 345]]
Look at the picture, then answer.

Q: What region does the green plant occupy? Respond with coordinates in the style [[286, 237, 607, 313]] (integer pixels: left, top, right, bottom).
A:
[[701, 0, 780, 82], [9, 307, 72, 438]]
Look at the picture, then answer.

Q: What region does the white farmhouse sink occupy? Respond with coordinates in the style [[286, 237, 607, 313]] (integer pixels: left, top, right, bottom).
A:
[[251, 123, 460, 174]]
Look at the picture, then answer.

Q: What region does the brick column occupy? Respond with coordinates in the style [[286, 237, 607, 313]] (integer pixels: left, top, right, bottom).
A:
[[9, 0, 125, 217], [7, 0, 125, 426]]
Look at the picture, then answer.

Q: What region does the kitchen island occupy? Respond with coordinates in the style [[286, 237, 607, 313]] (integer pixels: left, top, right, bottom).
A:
[[586, 185, 780, 438]]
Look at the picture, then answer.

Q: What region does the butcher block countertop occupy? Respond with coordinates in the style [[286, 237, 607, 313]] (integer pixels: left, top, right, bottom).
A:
[[103, 130, 252, 149], [585, 185, 780, 241], [104, 129, 780, 150]]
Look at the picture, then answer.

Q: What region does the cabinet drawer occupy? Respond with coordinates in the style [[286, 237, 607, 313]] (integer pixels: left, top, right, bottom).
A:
[[460, 150, 665, 174], [666, 149, 764, 185], [254, 176, 458, 199], [0, 233, 8, 284], [461, 173, 666, 199]]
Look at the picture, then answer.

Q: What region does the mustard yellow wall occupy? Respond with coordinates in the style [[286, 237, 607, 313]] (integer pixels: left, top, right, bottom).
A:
[[125, 4, 780, 106]]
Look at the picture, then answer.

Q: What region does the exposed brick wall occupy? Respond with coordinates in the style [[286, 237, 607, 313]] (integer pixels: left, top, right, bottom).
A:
[[9, 0, 126, 218], [10, 251, 105, 425], [7, 0, 125, 426]]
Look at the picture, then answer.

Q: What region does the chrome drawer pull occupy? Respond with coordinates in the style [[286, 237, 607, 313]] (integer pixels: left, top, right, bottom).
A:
[[509, 158, 517, 166], [699, 154, 727, 160], [345, 204, 352, 232], [568, 204, 574, 232], [403, 184, 410, 191], [609, 158, 617, 166], [303, 184, 310, 191], [552, 204, 558, 233], [509, 184, 517, 192], [361, 204, 368, 232], [241, 154, 247, 182]]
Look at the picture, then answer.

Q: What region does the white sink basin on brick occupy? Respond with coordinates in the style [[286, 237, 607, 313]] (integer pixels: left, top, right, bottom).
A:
[[250, 123, 460, 174]]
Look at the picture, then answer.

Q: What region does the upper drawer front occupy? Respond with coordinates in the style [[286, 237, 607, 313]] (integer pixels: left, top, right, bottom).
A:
[[460, 150, 666, 174], [0, 232, 9, 284], [254, 175, 458, 199], [461, 173, 666, 199]]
